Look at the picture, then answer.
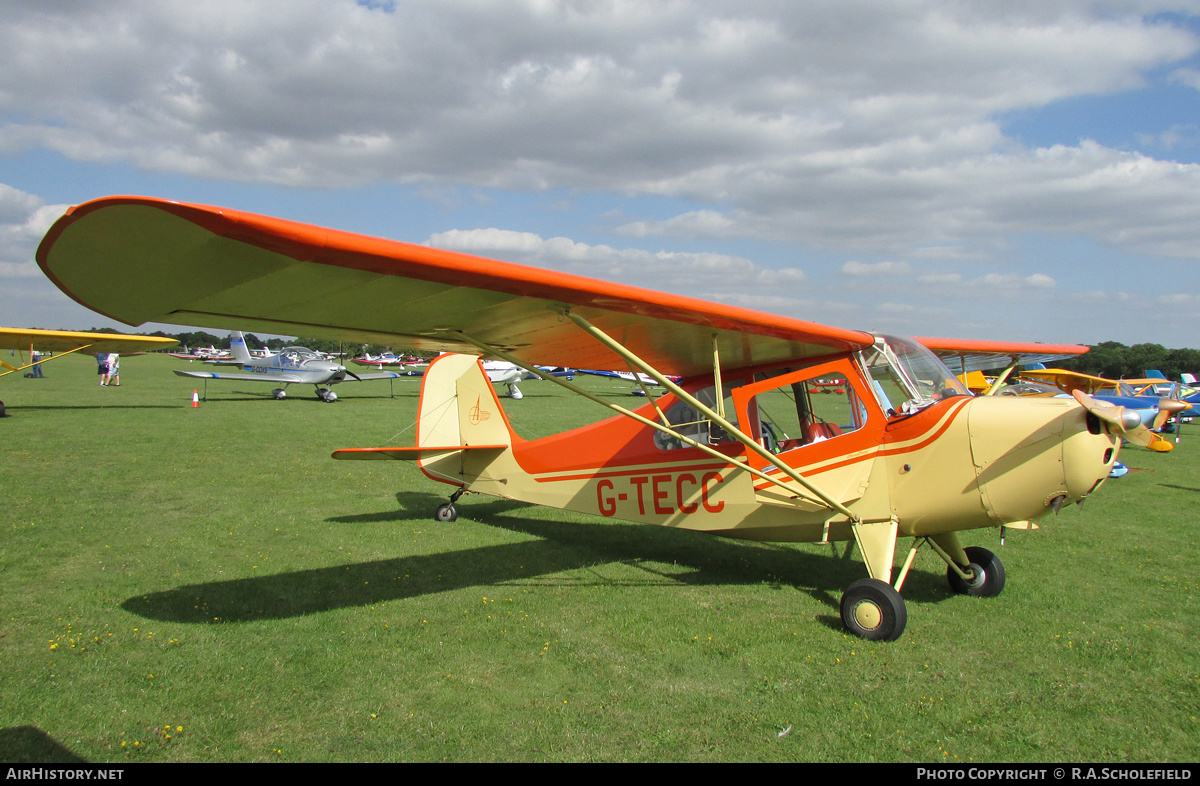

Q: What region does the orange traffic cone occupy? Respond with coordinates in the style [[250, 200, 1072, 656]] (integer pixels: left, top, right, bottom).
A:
[[192, 389, 200, 408]]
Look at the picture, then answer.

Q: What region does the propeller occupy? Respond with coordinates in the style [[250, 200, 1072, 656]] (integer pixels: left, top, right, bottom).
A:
[[1151, 398, 1190, 431], [331, 364, 362, 382], [1071, 390, 1168, 451]]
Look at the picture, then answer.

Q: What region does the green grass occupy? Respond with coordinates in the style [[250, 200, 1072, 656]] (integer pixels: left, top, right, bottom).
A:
[[1, 352, 1197, 762]]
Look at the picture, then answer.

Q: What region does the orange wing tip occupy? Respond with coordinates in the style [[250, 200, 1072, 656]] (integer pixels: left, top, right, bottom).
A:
[[332, 446, 508, 461]]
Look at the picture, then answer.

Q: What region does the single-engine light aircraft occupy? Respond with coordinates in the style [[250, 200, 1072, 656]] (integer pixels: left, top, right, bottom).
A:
[[171, 331, 401, 401], [0, 327, 177, 379], [37, 197, 1134, 641]]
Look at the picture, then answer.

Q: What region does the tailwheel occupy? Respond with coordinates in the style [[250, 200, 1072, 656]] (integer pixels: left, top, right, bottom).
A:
[[947, 546, 1005, 597], [840, 578, 907, 641]]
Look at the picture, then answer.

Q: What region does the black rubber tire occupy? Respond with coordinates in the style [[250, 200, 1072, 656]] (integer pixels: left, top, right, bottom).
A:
[[434, 503, 458, 523], [947, 546, 1005, 597], [840, 578, 907, 642]]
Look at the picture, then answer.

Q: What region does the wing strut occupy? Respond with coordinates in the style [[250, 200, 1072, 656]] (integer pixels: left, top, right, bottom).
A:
[[447, 315, 860, 521], [982, 357, 1021, 397], [0, 343, 96, 379], [562, 311, 859, 520]]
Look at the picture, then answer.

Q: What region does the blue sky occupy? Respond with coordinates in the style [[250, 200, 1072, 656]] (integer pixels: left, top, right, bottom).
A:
[[3, 1, 1200, 347]]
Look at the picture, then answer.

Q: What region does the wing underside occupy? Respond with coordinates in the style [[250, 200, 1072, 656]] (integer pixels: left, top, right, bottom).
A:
[[37, 197, 875, 377], [918, 336, 1088, 373], [172, 369, 306, 383]]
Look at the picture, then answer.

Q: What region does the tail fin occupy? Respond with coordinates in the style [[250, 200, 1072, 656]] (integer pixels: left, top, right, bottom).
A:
[[414, 353, 518, 488], [230, 331, 252, 364]]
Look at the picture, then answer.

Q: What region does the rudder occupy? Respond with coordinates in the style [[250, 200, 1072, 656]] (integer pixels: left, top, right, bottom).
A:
[[415, 353, 518, 490]]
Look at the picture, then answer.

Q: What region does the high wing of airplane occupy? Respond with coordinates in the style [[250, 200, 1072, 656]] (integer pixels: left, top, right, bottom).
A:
[[170, 331, 401, 401], [1020, 368, 1116, 396], [0, 327, 178, 379], [38, 196, 1133, 642]]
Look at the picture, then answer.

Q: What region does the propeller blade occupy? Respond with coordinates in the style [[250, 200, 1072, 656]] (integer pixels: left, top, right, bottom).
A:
[[1152, 398, 1190, 431]]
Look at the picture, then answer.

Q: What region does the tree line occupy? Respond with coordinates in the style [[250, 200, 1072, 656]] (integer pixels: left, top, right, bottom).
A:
[[1053, 341, 1200, 381]]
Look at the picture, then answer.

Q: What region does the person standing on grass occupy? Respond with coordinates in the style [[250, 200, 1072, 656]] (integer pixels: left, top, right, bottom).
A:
[[107, 353, 120, 386], [95, 352, 110, 386]]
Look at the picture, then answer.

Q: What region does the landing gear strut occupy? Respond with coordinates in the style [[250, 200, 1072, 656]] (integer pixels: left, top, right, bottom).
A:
[[435, 488, 465, 522], [946, 546, 1005, 597]]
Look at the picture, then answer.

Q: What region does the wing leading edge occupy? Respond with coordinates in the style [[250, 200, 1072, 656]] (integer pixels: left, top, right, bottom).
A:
[[37, 196, 874, 377], [0, 327, 178, 355]]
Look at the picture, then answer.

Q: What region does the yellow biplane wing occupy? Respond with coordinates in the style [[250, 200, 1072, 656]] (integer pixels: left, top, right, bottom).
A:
[[0, 327, 178, 378], [1019, 368, 1115, 395], [36, 196, 874, 377]]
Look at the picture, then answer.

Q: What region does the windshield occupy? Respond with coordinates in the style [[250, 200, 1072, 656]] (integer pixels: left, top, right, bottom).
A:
[[282, 346, 321, 361], [861, 335, 969, 415]]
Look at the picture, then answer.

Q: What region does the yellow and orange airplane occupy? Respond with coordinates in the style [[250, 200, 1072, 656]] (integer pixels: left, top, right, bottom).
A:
[[36, 196, 1143, 641]]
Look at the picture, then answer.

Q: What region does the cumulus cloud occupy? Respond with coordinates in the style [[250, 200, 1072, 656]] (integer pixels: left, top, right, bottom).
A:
[[0, 185, 67, 275], [842, 260, 912, 276], [0, 1, 1197, 264], [3, 1, 1200, 340]]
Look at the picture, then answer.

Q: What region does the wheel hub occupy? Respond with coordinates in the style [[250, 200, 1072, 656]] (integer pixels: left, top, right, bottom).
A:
[[852, 600, 883, 630]]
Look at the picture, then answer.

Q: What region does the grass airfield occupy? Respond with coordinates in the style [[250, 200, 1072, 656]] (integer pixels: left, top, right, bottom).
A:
[[1, 351, 1197, 763]]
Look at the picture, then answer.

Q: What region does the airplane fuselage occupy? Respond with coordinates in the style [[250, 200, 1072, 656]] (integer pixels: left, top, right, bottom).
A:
[[409, 348, 1119, 547]]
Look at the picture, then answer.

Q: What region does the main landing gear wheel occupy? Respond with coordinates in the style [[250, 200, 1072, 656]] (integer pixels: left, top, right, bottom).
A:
[[947, 546, 1005, 598], [435, 503, 458, 522], [272, 388, 286, 399], [840, 578, 907, 642]]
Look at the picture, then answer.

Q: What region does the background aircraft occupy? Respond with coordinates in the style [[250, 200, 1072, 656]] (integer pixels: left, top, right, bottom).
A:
[[1021, 367, 1189, 448], [0, 327, 177, 380], [172, 331, 400, 401], [37, 196, 1141, 641]]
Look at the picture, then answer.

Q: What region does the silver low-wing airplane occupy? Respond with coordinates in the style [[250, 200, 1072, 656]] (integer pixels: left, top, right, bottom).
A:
[[37, 196, 1135, 641], [172, 331, 400, 401]]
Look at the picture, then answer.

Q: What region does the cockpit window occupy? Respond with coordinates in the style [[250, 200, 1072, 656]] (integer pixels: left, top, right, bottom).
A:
[[862, 335, 969, 416], [654, 381, 744, 451], [748, 369, 868, 454]]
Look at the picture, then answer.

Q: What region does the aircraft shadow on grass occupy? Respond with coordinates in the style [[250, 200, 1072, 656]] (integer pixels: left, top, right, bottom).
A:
[[122, 491, 956, 629], [0, 726, 89, 764], [12, 404, 181, 411]]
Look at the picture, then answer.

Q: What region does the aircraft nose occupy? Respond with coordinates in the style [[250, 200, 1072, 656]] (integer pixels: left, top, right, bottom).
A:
[[967, 396, 1118, 524]]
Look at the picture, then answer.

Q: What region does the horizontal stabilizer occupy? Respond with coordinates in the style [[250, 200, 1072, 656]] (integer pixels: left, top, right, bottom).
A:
[[331, 445, 508, 461]]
